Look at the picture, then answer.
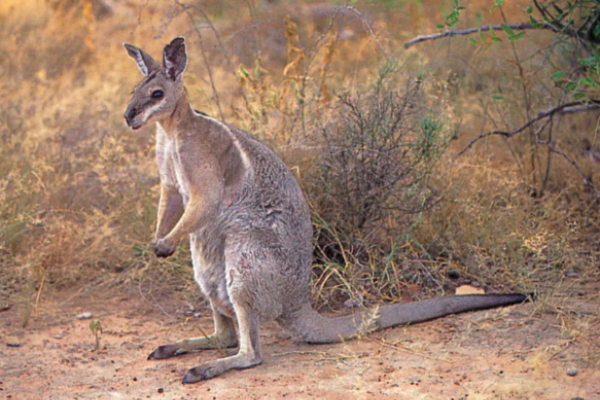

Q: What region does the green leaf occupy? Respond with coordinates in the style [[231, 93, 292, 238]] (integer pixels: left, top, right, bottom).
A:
[[437, 24, 445, 29], [468, 38, 478, 45], [579, 56, 600, 67], [509, 32, 525, 41], [491, 37, 503, 42], [478, 29, 486, 42], [574, 92, 587, 100], [492, 94, 504, 100], [565, 81, 578, 92], [529, 15, 541, 28], [526, 5, 533, 13], [579, 77, 598, 87], [491, 0, 504, 13], [552, 4, 563, 15], [501, 24, 515, 36], [552, 71, 565, 80]]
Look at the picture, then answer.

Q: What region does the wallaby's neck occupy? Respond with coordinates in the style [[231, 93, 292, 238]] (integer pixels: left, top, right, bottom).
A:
[[157, 95, 193, 138]]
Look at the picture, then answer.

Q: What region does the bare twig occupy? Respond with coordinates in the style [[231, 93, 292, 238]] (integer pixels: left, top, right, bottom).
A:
[[175, 1, 233, 68], [585, 10, 600, 42], [499, 8, 540, 189], [343, 5, 390, 60], [172, 1, 225, 121], [538, 103, 600, 116], [372, 338, 452, 362], [404, 23, 551, 49], [455, 100, 600, 199], [138, 282, 176, 321], [137, 0, 152, 25], [243, 0, 262, 59], [537, 139, 600, 199], [455, 100, 600, 159], [221, 19, 274, 45], [162, 0, 256, 118]]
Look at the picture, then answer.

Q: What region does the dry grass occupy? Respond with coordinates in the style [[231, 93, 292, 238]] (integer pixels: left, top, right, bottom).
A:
[[1, 0, 598, 316]]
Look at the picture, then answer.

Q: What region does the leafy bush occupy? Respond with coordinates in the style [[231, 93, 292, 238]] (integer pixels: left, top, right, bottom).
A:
[[306, 64, 458, 306]]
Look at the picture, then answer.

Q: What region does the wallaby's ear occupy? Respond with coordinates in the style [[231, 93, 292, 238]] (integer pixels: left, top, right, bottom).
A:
[[123, 43, 160, 76], [163, 37, 187, 81]]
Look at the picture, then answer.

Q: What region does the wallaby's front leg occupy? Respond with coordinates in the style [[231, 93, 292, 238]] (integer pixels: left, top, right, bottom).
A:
[[153, 160, 224, 257], [152, 184, 184, 257], [182, 303, 262, 383], [148, 301, 238, 359]]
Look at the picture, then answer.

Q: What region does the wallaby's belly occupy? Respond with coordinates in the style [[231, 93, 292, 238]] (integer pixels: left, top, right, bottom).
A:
[[189, 229, 234, 317]]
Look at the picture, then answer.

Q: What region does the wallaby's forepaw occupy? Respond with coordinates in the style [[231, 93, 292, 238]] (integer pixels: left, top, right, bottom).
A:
[[148, 344, 186, 360], [152, 239, 175, 258], [182, 364, 217, 384]]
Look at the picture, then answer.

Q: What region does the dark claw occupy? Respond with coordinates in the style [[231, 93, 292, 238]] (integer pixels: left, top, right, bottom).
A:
[[148, 344, 184, 360], [155, 248, 175, 258], [182, 366, 214, 384], [152, 241, 175, 258]]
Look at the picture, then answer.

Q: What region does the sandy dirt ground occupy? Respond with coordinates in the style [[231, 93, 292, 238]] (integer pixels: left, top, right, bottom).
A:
[[1, 279, 599, 400]]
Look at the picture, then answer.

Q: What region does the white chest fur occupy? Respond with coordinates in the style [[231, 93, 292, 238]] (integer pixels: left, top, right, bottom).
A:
[[156, 124, 191, 205]]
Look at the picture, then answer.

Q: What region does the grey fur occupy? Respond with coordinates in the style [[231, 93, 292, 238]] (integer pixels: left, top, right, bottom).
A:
[[123, 37, 527, 384]]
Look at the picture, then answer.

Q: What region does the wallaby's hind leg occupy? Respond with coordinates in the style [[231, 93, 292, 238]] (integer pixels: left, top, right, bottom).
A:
[[182, 301, 262, 383], [148, 300, 238, 360]]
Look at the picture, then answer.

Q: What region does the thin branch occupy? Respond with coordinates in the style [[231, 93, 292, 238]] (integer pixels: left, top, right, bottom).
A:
[[177, 2, 233, 68], [537, 139, 600, 199], [538, 103, 600, 116], [532, 0, 562, 32], [343, 5, 390, 60], [455, 100, 600, 160], [173, 0, 225, 121], [404, 23, 551, 49], [221, 19, 274, 45], [585, 10, 600, 42], [243, 0, 262, 59]]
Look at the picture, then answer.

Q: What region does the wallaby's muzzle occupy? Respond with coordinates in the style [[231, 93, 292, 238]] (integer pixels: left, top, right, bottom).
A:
[[124, 105, 141, 130]]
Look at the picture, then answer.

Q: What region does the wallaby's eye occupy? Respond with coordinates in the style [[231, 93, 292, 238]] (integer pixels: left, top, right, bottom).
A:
[[152, 90, 164, 99]]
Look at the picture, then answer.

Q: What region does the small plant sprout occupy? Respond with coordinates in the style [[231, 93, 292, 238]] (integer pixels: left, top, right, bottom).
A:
[[89, 320, 103, 352]]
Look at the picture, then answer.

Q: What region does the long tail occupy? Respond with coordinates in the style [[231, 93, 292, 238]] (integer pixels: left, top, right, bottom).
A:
[[289, 294, 528, 344]]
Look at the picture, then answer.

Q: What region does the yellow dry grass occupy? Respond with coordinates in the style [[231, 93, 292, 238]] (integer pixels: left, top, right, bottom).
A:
[[1, 0, 598, 313]]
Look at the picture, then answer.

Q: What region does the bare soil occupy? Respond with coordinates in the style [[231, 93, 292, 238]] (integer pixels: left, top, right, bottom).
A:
[[1, 279, 599, 400]]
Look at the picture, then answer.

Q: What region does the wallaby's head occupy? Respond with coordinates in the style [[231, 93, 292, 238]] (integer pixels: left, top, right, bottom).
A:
[[123, 37, 187, 130]]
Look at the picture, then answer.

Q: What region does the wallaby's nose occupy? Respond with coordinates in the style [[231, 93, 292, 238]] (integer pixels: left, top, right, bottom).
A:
[[124, 107, 137, 126]]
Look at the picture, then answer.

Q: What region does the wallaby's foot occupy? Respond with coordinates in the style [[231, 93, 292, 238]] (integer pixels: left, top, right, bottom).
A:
[[181, 354, 263, 384], [148, 331, 239, 360], [148, 344, 186, 360]]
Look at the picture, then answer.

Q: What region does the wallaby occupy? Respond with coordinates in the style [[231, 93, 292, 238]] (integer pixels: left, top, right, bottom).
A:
[[123, 37, 528, 384]]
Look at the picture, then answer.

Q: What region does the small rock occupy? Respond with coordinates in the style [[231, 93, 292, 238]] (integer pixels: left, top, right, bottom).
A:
[[343, 298, 361, 308], [76, 312, 93, 320], [567, 368, 578, 377], [571, 397, 584, 400], [158, 388, 164, 393], [6, 336, 21, 347]]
